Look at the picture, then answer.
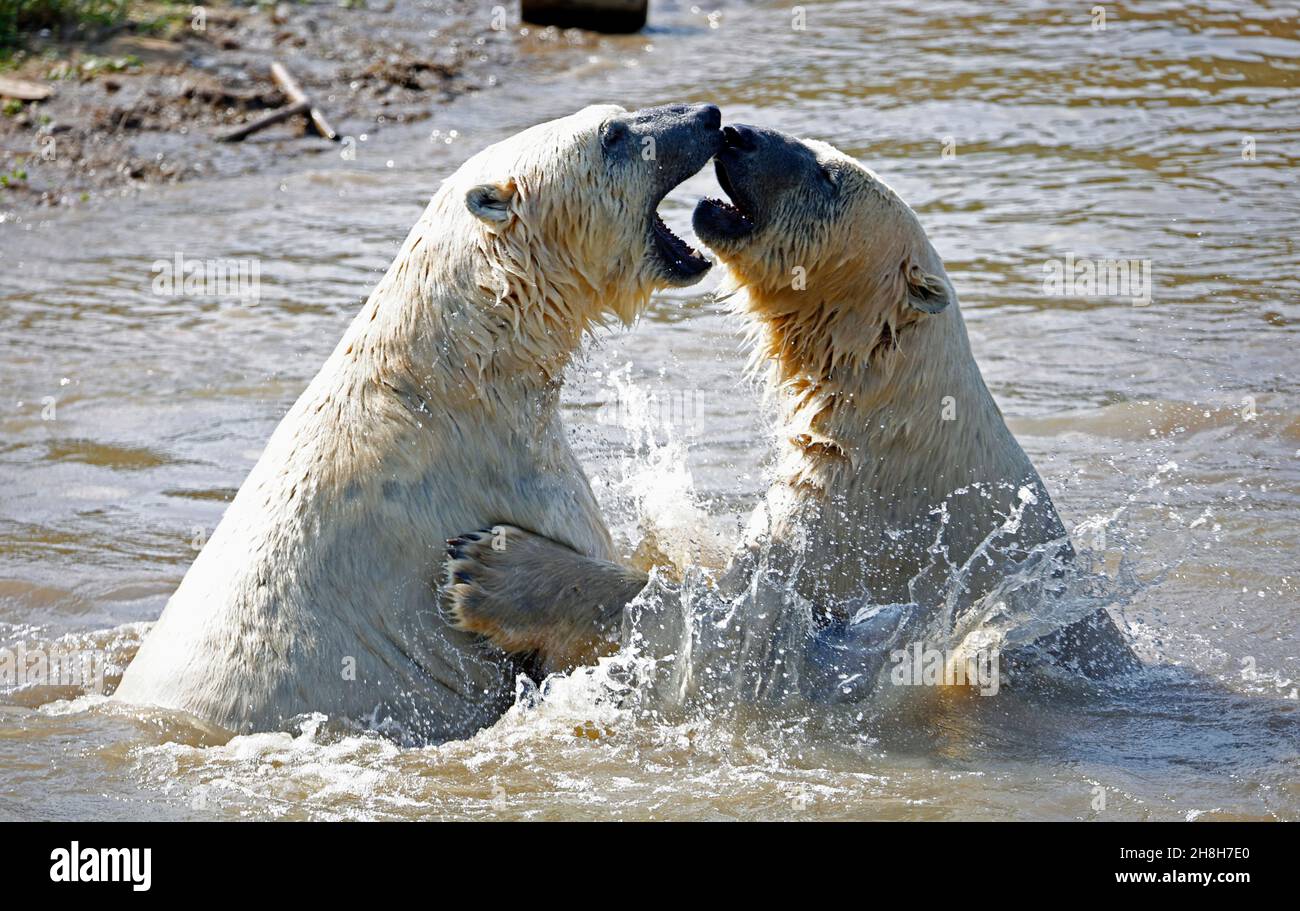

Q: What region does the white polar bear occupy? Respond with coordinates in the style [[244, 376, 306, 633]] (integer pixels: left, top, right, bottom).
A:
[[113, 103, 722, 741]]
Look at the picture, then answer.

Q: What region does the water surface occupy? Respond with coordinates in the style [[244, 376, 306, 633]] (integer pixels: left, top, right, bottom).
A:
[[1, 0, 1297, 820]]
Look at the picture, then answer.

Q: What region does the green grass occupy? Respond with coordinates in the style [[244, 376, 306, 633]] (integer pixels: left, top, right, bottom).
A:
[[0, 0, 130, 51], [1, 159, 29, 187]]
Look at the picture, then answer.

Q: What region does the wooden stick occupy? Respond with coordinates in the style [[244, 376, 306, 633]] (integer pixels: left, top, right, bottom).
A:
[[270, 62, 338, 141], [214, 63, 339, 144], [216, 99, 310, 142]]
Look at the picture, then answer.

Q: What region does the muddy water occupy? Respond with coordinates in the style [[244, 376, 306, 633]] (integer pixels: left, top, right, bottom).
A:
[[2, 0, 1298, 820]]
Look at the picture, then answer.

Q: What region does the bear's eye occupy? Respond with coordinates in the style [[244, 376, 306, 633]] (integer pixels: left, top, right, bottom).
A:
[[600, 121, 630, 153]]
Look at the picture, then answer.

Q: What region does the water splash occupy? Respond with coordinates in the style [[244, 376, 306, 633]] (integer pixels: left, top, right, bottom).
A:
[[597, 363, 733, 574], [546, 406, 1187, 731]]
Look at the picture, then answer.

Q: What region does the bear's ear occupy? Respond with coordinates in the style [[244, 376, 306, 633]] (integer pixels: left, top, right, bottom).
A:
[[465, 179, 517, 226], [903, 262, 952, 315]]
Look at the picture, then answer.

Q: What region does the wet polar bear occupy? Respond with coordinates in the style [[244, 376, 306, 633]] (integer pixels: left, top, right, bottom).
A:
[[113, 103, 723, 741], [444, 124, 1137, 689]]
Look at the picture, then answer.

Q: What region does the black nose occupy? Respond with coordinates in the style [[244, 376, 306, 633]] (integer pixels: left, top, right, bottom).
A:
[[723, 124, 759, 153], [697, 104, 722, 131]]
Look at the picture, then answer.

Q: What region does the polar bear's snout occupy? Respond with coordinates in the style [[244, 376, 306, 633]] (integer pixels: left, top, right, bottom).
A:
[[694, 123, 833, 249], [602, 102, 723, 285], [604, 102, 723, 187]]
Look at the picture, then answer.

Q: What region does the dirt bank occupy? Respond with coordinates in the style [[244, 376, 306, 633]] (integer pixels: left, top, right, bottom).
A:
[[0, 1, 598, 211]]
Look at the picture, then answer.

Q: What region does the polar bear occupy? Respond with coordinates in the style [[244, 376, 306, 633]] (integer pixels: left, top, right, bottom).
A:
[[112, 103, 723, 741], [443, 123, 1137, 686]]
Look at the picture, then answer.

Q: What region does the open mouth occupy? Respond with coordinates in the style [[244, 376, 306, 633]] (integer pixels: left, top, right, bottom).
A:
[[652, 209, 712, 282], [693, 156, 757, 244]]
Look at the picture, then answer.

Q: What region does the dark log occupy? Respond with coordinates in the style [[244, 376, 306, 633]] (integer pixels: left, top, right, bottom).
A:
[[521, 0, 648, 34]]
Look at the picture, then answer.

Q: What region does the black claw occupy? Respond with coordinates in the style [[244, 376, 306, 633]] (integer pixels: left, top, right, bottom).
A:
[[454, 571, 473, 584]]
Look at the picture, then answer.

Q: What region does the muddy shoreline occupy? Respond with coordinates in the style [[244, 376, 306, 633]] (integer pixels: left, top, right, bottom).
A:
[[0, 1, 598, 213]]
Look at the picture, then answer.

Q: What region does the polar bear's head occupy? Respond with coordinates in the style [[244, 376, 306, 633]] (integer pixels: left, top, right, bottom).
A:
[[444, 103, 722, 331], [692, 124, 955, 377]]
